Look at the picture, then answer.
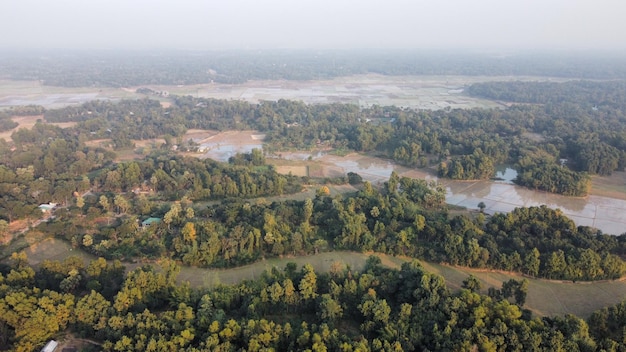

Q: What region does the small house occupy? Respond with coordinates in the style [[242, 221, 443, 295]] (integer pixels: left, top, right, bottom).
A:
[[141, 217, 161, 229], [41, 340, 58, 352], [38, 203, 57, 213]]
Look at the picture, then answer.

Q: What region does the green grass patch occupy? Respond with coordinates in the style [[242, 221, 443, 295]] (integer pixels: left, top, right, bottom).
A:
[[6, 237, 626, 319], [328, 148, 353, 157], [176, 252, 370, 287]]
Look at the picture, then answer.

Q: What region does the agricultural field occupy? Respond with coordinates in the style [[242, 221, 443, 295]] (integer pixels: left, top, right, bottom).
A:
[[143, 74, 550, 109], [590, 171, 626, 201], [0, 115, 76, 142], [0, 79, 137, 108]]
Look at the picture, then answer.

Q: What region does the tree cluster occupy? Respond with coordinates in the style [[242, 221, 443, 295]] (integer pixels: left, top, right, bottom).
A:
[[438, 149, 495, 180], [0, 123, 113, 224]]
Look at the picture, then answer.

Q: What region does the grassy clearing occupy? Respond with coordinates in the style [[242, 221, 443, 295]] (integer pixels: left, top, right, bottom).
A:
[[0, 235, 95, 266], [591, 171, 626, 200], [6, 238, 625, 318], [177, 252, 370, 287]]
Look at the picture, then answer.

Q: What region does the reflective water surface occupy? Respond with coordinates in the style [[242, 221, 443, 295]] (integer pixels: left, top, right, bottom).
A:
[[318, 156, 626, 236], [200, 136, 626, 235], [439, 166, 626, 235]]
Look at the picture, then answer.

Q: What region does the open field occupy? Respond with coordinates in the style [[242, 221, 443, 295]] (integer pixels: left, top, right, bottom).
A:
[[177, 252, 370, 287], [144, 74, 561, 110], [0, 79, 138, 108], [416, 260, 626, 318], [274, 165, 309, 177], [0, 114, 39, 139], [0, 75, 562, 111], [591, 171, 626, 201], [195, 130, 264, 162], [5, 236, 625, 319], [0, 115, 76, 142]]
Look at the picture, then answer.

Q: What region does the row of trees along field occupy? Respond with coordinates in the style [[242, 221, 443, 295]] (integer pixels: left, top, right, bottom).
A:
[[2, 253, 626, 351], [39, 79, 625, 195]]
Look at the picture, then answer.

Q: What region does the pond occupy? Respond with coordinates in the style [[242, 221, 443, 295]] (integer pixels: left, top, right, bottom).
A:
[[311, 156, 626, 235], [197, 131, 264, 162], [494, 166, 518, 184]]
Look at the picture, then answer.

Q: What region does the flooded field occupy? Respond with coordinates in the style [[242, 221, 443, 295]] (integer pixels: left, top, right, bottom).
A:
[[0, 80, 139, 108], [157, 74, 539, 110], [195, 131, 626, 235], [353, 160, 625, 235], [443, 178, 626, 235], [0, 74, 557, 110], [194, 130, 264, 162]]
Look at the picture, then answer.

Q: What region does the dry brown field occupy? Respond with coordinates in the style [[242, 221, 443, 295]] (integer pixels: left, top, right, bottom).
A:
[[591, 171, 626, 200], [274, 165, 308, 177], [0, 115, 76, 142]]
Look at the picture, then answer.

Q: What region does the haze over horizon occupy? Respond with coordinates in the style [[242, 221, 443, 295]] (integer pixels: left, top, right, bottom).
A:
[[1, 0, 625, 52]]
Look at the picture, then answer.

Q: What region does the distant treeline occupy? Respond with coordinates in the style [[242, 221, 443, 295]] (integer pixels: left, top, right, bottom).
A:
[[468, 80, 626, 107], [2, 49, 626, 86]]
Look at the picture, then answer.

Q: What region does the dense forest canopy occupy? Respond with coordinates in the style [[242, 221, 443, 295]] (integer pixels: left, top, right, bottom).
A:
[[2, 49, 626, 86], [2, 253, 626, 351]]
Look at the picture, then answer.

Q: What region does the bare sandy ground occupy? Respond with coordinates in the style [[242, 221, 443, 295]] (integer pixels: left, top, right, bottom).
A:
[[0, 115, 76, 142]]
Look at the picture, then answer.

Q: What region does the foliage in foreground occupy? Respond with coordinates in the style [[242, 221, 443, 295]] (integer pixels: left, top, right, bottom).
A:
[[2, 254, 626, 351]]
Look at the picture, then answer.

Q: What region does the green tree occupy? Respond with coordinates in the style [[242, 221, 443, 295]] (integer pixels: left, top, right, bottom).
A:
[[317, 294, 343, 325], [99, 195, 110, 212], [114, 194, 130, 214], [544, 250, 567, 279], [524, 248, 541, 277], [182, 222, 197, 243], [76, 195, 85, 209], [0, 219, 9, 243], [82, 234, 93, 247], [75, 290, 110, 334], [462, 275, 482, 293], [299, 264, 318, 300]]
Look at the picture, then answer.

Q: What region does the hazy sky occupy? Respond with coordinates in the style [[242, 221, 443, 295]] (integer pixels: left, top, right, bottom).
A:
[[1, 0, 624, 51]]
